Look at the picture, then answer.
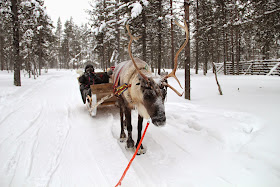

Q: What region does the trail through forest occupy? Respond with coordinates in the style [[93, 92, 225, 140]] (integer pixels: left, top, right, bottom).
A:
[[0, 69, 279, 187]]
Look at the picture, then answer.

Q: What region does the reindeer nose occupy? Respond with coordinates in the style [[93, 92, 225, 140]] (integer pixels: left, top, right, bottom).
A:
[[152, 116, 166, 127]]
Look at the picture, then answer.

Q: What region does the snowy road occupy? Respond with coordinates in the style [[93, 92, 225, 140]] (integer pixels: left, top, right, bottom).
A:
[[0, 70, 279, 187]]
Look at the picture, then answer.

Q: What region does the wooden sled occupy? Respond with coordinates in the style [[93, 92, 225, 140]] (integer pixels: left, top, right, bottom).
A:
[[78, 71, 117, 116], [88, 83, 117, 116]]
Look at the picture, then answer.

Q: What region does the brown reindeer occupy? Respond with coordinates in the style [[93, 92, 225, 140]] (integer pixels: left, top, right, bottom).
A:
[[113, 21, 189, 154]]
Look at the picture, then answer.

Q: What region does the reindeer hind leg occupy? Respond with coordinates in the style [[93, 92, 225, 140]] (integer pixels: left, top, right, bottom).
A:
[[119, 101, 127, 142]]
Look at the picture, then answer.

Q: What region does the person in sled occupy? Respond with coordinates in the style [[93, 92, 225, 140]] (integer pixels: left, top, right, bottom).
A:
[[79, 64, 102, 104]]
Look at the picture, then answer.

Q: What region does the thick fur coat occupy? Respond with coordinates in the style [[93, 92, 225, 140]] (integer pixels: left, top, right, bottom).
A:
[[113, 58, 163, 120]]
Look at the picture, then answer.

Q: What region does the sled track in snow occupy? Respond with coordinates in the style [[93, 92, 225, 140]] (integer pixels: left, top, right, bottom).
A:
[[15, 105, 44, 140], [7, 142, 24, 187], [46, 105, 72, 187], [109, 109, 196, 186], [0, 74, 64, 126]]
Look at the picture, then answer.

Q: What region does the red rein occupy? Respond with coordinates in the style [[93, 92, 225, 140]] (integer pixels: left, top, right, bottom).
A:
[[115, 121, 150, 187]]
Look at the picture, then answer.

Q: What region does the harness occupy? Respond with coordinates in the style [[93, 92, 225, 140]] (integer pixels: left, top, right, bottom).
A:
[[113, 64, 131, 97], [112, 63, 149, 97], [114, 83, 131, 96]]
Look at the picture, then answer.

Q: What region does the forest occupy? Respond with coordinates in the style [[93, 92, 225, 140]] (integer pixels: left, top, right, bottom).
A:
[[0, 0, 279, 86]]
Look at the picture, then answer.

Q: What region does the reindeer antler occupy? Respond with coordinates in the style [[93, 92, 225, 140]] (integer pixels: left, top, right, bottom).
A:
[[164, 20, 189, 90], [126, 24, 149, 82], [163, 82, 184, 97]]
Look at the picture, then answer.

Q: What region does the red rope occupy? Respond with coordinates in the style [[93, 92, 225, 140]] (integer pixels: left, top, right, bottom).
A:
[[115, 121, 150, 187]]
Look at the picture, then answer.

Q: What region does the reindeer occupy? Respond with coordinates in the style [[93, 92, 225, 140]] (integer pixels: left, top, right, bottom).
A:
[[112, 21, 189, 154]]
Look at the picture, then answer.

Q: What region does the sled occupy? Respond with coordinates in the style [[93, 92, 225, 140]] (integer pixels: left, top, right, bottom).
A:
[[88, 83, 117, 116], [77, 71, 117, 116]]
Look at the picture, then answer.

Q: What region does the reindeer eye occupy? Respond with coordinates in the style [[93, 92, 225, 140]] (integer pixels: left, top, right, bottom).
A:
[[136, 83, 140, 85]]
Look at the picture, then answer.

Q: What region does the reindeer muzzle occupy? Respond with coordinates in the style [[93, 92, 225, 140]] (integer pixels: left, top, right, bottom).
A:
[[152, 115, 166, 127]]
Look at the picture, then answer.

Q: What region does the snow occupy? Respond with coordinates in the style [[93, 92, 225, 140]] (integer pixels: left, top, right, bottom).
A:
[[130, 2, 143, 19], [141, 0, 149, 7], [99, 21, 106, 33], [0, 69, 280, 187]]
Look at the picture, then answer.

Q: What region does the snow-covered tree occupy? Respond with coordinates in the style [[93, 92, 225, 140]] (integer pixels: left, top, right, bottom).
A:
[[55, 17, 62, 68], [192, 0, 280, 74]]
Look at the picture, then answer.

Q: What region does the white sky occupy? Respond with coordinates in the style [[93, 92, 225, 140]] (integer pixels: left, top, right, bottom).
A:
[[44, 0, 92, 27]]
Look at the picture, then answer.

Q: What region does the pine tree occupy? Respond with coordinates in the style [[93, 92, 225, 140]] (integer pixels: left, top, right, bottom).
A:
[[55, 18, 62, 68], [11, 0, 21, 86], [184, 0, 190, 100]]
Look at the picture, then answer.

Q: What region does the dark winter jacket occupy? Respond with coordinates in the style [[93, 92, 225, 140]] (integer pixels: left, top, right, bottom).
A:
[[79, 71, 102, 88]]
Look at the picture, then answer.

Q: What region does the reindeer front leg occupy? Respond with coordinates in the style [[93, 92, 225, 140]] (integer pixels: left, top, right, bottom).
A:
[[136, 115, 146, 154], [136, 115, 143, 148], [125, 106, 134, 149]]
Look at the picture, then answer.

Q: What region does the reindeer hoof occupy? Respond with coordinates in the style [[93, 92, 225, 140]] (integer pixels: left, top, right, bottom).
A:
[[120, 137, 127, 143], [136, 145, 146, 155], [126, 139, 135, 149], [120, 133, 126, 142]]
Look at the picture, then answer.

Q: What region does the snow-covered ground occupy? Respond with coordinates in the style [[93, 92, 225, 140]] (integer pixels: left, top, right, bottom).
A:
[[0, 69, 279, 187]]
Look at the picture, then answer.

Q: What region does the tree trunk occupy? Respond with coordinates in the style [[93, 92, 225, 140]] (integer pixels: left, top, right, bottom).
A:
[[235, 1, 240, 75], [11, 0, 21, 86], [216, 30, 220, 64], [101, 34, 105, 70], [184, 0, 190, 100], [204, 48, 208, 75], [235, 26, 240, 75], [263, 41, 270, 60], [212, 62, 223, 95], [157, 0, 162, 75], [222, 2, 227, 75], [142, 8, 147, 62], [211, 37, 214, 73], [231, 25, 235, 75], [195, 0, 199, 74], [170, 0, 175, 69], [225, 32, 229, 69], [150, 36, 154, 73], [204, 37, 208, 75], [0, 33, 4, 71], [38, 31, 42, 75], [115, 0, 120, 64]]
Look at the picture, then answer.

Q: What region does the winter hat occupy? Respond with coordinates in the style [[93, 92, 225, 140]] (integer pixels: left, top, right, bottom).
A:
[[85, 64, 94, 72]]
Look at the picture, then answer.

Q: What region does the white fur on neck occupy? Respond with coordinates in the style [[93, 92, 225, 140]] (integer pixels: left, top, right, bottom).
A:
[[137, 103, 150, 119]]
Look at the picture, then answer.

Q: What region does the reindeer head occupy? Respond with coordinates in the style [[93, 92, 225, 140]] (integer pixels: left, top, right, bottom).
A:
[[136, 75, 167, 126], [126, 21, 189, 126]]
